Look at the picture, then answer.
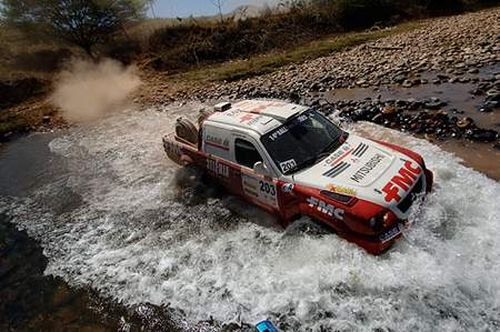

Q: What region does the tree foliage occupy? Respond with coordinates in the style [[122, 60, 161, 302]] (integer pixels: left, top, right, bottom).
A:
[[0, 0, 147, 56]]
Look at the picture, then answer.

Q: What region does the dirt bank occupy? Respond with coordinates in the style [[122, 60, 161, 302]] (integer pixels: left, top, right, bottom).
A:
[[137, 8, 500, 179], [2, 9, 499, 179], [139, 8, 499, 102]]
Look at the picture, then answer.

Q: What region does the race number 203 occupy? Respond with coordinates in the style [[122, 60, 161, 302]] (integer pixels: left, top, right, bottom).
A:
[[279, 159, 297, 173], [259, 180, 276, 196]]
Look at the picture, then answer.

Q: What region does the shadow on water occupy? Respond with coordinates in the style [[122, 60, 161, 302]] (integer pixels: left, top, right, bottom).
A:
[[0, 133, 61, 197], [0, 134, 188, 331], [0, 215, 183, 331]]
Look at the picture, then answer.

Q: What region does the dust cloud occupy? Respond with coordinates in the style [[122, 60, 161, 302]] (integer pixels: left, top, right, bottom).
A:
[[50, 58, 141, 123]]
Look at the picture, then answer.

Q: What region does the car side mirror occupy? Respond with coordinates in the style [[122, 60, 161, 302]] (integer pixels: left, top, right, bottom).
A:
[[253, 161, 271, 176]]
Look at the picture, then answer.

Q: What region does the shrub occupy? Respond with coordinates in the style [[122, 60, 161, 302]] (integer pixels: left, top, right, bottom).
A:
[[145, 0, 498, 71]]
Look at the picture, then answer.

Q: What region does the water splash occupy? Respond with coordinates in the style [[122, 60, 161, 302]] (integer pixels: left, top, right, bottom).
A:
[[0, 104, 499, 331]]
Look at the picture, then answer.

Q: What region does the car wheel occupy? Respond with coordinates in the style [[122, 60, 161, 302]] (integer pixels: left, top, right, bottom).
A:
[[284, 217, 333, 236]]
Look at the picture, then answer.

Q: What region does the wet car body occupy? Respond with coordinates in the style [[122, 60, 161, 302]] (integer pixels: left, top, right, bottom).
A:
[[163, 100, 434, 254]]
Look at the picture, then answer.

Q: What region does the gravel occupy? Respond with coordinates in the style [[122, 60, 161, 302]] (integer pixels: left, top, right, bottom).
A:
[[141, 8, 499, 144]]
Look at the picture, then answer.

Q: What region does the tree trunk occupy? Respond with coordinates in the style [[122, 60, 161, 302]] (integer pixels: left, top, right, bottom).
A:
[[81, 44, 97, 61]]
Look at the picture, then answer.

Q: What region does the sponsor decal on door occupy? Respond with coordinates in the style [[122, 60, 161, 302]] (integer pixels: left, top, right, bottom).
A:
[[241, 174, 278, 208], [207, 159, 230, 178]]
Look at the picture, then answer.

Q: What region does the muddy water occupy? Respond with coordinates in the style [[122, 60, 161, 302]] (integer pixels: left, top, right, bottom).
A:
[[324, 69, 500, 180], [0, 106, 216, 331], [327, 82, 500, 130], [1, 102, 499, 331], [437, 140, 500, 180]]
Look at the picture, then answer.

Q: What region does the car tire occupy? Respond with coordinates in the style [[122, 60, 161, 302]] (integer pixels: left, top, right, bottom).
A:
[[284, 217, 333, 236]]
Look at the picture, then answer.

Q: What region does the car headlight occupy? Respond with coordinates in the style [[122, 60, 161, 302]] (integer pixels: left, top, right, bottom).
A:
[[370, 211, 395, 231]]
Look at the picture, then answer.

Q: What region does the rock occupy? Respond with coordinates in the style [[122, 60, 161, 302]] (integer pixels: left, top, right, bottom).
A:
[[450, 108, 464, 114], [456, 117, 473, 128], [437, 74, 450, 81], [424, 99, 447, 110], [393, 74, 406, 84], [470, 88, 484, 96], [484, 100, 499, 108], [382, 105, 398, 115], [486, 90, 500, 101], [469, 129, 498, 142], [395, 100, 407, 108], [372, 113, 384, 122], [402, 80, 413, 88]]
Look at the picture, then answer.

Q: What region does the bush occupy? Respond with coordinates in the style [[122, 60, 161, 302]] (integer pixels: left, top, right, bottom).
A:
[[146, 0, 499, 71], [426, 0, 466, 15], [326, 0, 399, 29]]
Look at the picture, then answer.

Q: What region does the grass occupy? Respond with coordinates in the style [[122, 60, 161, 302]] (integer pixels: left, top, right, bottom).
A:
[[172, 21, 421, 83], [0, 111, 30, 135], [0, 100, 57, 137]]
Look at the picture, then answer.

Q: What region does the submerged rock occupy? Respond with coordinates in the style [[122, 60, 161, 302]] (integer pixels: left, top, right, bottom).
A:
[[468, 129, 499, 142]]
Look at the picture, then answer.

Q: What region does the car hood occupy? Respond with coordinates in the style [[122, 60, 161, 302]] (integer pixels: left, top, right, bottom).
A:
[[292, 134, 423, 217]]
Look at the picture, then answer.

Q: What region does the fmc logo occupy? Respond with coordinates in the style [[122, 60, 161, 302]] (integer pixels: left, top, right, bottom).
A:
[[307, 196, 344, 220], [382, 161, 422, 202]]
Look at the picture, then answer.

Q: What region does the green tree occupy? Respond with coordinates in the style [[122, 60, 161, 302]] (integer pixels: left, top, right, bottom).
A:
[[0, 0, 148, 56]]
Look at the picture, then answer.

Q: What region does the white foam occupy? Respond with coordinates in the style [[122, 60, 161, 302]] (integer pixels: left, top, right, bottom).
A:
[[1, 108, 499, 331]]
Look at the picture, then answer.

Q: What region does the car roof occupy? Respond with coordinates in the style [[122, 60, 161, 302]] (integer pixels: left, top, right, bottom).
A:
[[206, 100, 309, 136]]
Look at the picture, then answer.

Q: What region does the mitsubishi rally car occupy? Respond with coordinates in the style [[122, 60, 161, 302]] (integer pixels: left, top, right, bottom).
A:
[[163, 100, 433, 254]]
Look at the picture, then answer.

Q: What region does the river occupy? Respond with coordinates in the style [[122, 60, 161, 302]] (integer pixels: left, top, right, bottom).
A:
[[1, 102, 499, 331]]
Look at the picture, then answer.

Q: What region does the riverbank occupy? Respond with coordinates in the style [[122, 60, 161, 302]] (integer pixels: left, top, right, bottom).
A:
[[2, 9, 498, 181], [139, 8, 500, 179]]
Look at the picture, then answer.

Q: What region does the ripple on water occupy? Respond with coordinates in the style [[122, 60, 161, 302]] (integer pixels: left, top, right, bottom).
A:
[[0, 104, 499, 331]]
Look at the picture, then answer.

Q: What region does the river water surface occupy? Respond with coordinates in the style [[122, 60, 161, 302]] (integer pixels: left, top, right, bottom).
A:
[[1, 103, 499, 331]]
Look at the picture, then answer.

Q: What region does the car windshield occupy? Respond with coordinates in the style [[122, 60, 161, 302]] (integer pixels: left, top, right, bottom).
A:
[[261, 109, 347, 175]]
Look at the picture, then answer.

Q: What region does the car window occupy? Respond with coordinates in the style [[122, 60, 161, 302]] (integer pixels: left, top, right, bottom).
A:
[[235, 138, 263, 169], [261, 110, 346, 175]]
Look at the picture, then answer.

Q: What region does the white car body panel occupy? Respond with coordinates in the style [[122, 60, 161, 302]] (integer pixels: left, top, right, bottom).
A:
[[292, 135, 424, 219]]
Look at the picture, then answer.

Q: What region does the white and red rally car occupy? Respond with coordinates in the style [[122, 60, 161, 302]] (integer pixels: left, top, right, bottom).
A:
[[163, 100, 433, 254]]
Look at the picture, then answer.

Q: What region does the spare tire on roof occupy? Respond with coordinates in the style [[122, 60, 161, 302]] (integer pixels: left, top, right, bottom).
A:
[[175, 118, 198, 145]]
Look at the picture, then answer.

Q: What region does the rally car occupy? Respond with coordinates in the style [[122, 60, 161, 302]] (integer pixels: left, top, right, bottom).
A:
[[163, 100, 433, 254]]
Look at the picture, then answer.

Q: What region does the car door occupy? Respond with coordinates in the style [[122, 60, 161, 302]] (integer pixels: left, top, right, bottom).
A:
[[231, 136, 280, 213]]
